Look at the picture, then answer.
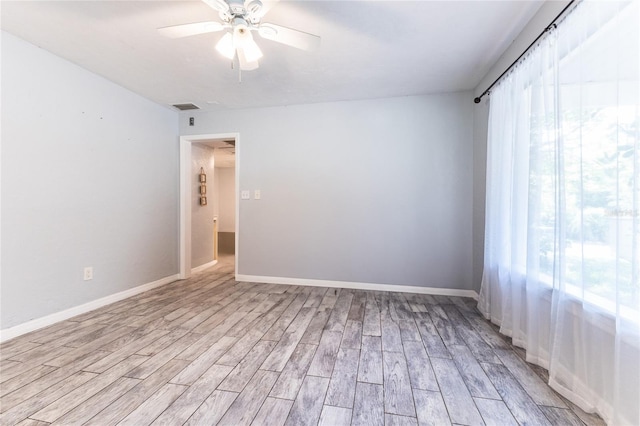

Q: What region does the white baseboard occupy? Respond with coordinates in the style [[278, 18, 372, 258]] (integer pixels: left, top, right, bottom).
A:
[[236, 274, 479, 299], [191, 259, 218, 274], [0, 274, 180, 343]]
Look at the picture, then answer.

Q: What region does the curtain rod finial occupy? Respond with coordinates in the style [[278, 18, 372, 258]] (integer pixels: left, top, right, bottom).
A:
[[474, 97, 482, 104]]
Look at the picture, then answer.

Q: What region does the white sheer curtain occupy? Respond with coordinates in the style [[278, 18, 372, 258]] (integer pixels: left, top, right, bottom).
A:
[[479, 1, 639, 424]]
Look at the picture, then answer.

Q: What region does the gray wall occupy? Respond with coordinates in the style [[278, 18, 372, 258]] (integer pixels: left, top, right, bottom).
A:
[[181, 93, 475, 290], [217, 167, 236, 233], [1, 32, 179, 329], [191, 144, 216, 268], [472, 99, 489, 292]]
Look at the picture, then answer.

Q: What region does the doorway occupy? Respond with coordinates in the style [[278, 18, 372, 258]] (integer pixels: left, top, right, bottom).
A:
[[179, 133, 239, 279]]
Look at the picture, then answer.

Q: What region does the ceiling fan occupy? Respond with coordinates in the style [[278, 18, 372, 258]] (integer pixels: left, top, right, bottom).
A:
[[158, 0, 321, 71]]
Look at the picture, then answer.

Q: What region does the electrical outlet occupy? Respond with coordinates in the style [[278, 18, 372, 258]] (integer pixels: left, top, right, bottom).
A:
[[83, 267, 93, 281], [241, 190, 250, 200]]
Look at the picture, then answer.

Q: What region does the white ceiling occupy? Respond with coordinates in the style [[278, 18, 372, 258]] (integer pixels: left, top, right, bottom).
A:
[[1, 0, 544, 112]]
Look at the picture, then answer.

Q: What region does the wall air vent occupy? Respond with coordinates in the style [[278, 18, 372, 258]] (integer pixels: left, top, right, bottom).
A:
[[172, 103, 200, 111]]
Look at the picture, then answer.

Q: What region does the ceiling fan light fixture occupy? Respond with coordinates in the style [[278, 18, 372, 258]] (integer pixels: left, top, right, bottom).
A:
[[241, 38, 263, 62], [215, 32, 235, 59]]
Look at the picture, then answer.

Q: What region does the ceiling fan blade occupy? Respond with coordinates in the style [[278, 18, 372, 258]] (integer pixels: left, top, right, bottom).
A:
[[157, 21, 224, 39], [258, 23, 320, 51], [238, 49, 260, 71]]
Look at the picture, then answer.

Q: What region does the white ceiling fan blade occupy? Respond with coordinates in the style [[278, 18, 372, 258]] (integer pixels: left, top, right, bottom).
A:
[[238, 49, 260, 71], [258, 23, 320, 51], [158, 21, 225, 39]]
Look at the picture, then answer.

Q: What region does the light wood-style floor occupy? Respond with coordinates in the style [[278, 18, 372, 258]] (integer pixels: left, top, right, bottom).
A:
[[0, 260, 605, 426]]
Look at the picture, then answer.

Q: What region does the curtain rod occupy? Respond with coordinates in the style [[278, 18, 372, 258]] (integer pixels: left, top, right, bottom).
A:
[[473, 0, 576, 104]]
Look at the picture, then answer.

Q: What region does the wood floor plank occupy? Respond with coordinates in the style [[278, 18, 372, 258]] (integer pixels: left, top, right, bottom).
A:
[[473, 397, 518, 426], [402, 341, 438, 391], [14, 419, 50, 426], [430, 357, 484, 426], [300, 310, 331, 345], [539, 406, 585, 426], [0, 350, 108, 413], [389, 294, 414, 321], [341, 320, 362, 350], [51, 377, 141, 426], [270, 343, 317, 400], [0, 365, 58, 398], [481, 362, 551, 426], [386, 414, 419, 426], [134, 328, 189, 357], [493, 348, 566, 408], [362, 293, 381, 337], [117, 383, 188, 426], [151, 364, 232, 425], [347, 291, 366, 321], [260, 307, 316, 372], [0, 342, 41, 362], [382, 350, 415, 417], [222, 311, 263, 338], [30, 354, 148, 423], [398, 320, 421, 342], [466, 316, 511, 350], [318, 405, 352, 426], [11, 321, 76, 345], [352, 382, 384, 426], [413, 389, 451, 426], [169, 335, 237, 385], [414, 313, 450, 359], [43, 326, 138, 368], [183, 389, 237, 426], [325, 348, 359, 408], [85, 359, 190, 426], [217, 370, 279, 426], [217, 329, 264, 367], [358, 335, 383, 385], [85, 329, 169, 373], [284, 375, 330, 426], [0, 371, 96, 425], [307, 331, 342, 377], [381, 314, 403, 353], [454, 325, 501, 364], [0, 346, 74, 384], [448, 344, 500, 399], [218, 340, 277, 392], [262, 294, 309, 341], [428, 305, 465, 347], [125, 333, 203, 379], [324, 291, 353, 333], [251, 397, 294, 426]]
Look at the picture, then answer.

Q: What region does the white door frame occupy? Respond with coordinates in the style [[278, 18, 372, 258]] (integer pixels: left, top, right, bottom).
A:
[[179, 132, 240, 279]]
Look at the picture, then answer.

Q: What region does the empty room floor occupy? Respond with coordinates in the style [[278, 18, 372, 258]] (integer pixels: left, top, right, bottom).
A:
[[0, 263, 605, 426]]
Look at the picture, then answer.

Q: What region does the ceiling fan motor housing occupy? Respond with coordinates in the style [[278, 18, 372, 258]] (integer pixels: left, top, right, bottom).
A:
[[228, 0, 246, 15]]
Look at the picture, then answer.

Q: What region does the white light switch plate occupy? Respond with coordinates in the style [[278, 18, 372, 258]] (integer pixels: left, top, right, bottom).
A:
[[241, 190, 250, 200], [254, 190, 261, 200]]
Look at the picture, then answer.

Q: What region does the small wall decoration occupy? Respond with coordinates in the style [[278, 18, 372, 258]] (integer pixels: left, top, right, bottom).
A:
[[199, 167, 207, 206]]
